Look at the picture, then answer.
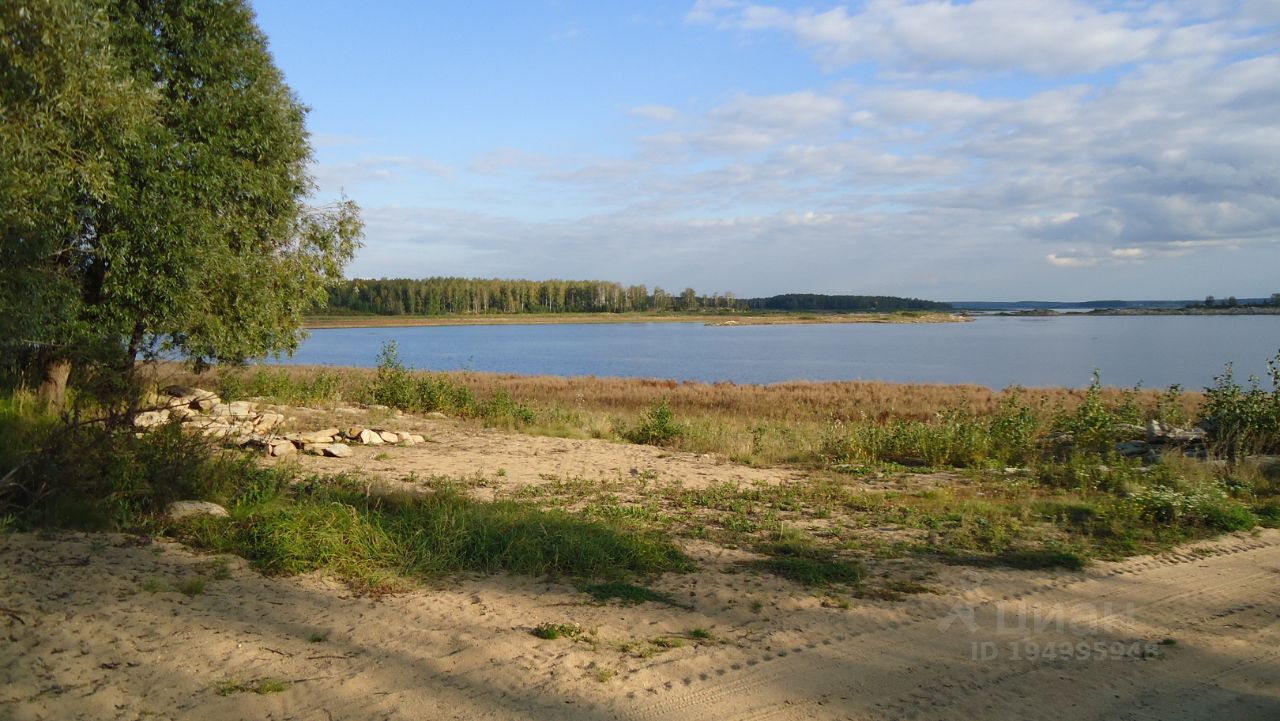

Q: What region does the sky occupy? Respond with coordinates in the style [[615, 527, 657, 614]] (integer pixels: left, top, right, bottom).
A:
[[249, 0, 1280, 301]]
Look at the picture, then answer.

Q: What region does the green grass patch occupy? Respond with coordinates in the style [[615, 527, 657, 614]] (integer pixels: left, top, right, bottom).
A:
[[531, 622, 583, 640], [180, 478, 692, 592]]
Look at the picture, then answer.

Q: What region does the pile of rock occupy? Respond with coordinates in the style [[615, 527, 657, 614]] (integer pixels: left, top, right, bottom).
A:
[[133, 385, 285, 439], [132, 385, 429, 460], [254, 426, 426, 459], [1114, 420, 1208, 461]]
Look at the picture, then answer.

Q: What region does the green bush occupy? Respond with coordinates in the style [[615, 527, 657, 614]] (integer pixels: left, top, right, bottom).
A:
[[1199, 352, 1280, 457], [622, 401, 684, 447]]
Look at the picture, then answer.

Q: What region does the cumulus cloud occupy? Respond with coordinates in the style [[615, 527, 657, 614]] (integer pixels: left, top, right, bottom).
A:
[[325, 2, 1279, 297], [686, 0, 1260, 75]]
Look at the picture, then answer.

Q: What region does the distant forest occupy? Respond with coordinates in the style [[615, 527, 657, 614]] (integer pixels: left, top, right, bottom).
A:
[[322, 278, 949, 315]]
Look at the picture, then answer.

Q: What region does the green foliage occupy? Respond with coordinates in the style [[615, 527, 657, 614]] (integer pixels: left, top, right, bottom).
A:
[[1199, 353, 1280, 457], [370, 342, 532, 424], [2, 0, 362, 388], [530, 623, 583, 640], [181, 480, 692, 590], [217, 368, 343, 407], [622, 401, 685, 447], [752, 538, 864, 587], [1052, 372, 1140, 455], [0, 407, 279, 529]]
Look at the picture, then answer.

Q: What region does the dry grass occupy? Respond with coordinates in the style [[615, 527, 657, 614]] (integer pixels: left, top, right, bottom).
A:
[[155, 362, 1200, 423]]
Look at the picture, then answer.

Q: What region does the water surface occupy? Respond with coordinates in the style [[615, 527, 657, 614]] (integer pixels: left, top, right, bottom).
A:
[[273, 316, 1280, 390]]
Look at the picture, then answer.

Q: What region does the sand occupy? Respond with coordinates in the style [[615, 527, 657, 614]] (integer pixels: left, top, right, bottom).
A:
[[4, 424, 1279, 720]]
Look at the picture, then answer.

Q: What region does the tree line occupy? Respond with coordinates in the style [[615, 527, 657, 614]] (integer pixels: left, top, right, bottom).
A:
[[324, 278, 742, 314], [323, 279, 949, 315]]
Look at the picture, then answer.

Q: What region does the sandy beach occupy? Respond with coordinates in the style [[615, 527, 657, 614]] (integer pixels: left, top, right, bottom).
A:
[[3, 423, 1278, 721]]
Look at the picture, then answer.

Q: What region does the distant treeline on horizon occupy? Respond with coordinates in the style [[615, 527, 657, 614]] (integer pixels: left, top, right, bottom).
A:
[[322, 278, 951, 316]]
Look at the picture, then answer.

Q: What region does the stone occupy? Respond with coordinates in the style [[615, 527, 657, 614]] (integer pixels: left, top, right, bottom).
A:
[[408, 434, 425, 444], [298, 429, 337, 444], [268, 439, 296, 457], [378, 430, 400, 444], [346, 426, 365, 439], [254, 412, 286, 430], [1115, 440, 1150, 457], [425, 412, 448, 420], [357, 428, 383, 445], [192, 395, 218, 412], [321, 443, 354, 458], [133, 410, 170, 428], [170, 406, 197, 421], [166, 500, 229, 520], [227, 401, 255, 417], [401, 434, 417, 446]]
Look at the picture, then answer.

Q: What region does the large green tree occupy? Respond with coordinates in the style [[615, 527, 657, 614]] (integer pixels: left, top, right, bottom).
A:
[[1, 0, 361, 406]]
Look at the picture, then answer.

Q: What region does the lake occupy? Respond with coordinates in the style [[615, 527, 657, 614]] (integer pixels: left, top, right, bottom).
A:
[[273, 316, 1280, 390]]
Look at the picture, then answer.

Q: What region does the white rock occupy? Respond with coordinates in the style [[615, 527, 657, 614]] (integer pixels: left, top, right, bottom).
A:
[[409, 434, 425, 444], [378, 430, 400, 444], [268, 439, 296, 457], [298, 430, 337, 444], [133, 410, 170, 428], [322, 443, 354, 458], [166, 501, 229, 520], [357, 428, 383, 445], [425, 412, 448, 420]]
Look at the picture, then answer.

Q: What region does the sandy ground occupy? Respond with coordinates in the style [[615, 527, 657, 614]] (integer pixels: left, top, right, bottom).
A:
[[284, 416, 811, 496], [3, 423, 1278, 720]]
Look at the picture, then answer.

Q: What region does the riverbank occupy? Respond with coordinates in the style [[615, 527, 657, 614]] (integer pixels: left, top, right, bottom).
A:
[[303, 311, 970, 329]]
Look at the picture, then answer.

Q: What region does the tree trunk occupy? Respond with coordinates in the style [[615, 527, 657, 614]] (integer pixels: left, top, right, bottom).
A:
[[37, 358, 72, 410]]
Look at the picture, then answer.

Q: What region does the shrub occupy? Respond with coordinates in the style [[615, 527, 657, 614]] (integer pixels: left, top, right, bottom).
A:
[[622, 401, 684, 447], [1199, 352, 1280, 457]]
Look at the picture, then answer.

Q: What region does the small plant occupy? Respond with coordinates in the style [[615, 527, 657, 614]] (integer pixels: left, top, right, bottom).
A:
[[254, 678, 290, 695], [141, 578, 165, 593], [531, 622, 583, 640], [373, 452, 391, 461], [686, 627, 713, 641], [176, 578, 206, 596], [307, 631, 328, 643], [623, 401, 684, 447], [591, 667, 617, 683]]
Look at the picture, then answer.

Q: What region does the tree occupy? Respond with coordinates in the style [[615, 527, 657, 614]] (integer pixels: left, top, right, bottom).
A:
[[1204, 295, 1215, 307], [1, 0, 154, 403], [2, 0, 362, 407]]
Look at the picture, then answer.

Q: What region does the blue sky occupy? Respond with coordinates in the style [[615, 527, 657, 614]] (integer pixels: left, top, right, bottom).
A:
[[250, 1, 1280, 301]]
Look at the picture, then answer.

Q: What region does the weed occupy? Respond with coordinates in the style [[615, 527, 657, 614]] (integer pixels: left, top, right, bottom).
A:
[[686, 627, 714, 641], [531, 622, 583, 640], [216, 677, 290, 696], [307, 632, 328, 643], [141, 578, 165, 593], [176, 578, 206, 596], [591, 667, 617, 683]]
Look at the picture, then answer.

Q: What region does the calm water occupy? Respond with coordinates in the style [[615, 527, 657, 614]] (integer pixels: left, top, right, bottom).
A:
[[273, 316, 1280, 390]]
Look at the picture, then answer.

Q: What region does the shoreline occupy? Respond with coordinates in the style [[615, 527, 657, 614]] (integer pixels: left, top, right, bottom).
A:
[[302, 311, 970, 329]]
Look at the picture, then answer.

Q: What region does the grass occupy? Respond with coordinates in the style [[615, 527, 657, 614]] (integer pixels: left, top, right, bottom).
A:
[[531, 622, 583, 640], [176, 578, 207, 596], [178, 476, 692, 593], [5, 350, 1279, 601], [216, 677, 291, 696]]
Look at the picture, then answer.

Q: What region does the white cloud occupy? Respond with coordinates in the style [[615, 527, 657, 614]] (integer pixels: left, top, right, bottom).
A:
[[688, 0, 1255, 75]]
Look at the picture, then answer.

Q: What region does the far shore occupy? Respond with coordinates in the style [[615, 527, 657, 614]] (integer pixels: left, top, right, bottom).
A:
[[303, 311, 970, 329]]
